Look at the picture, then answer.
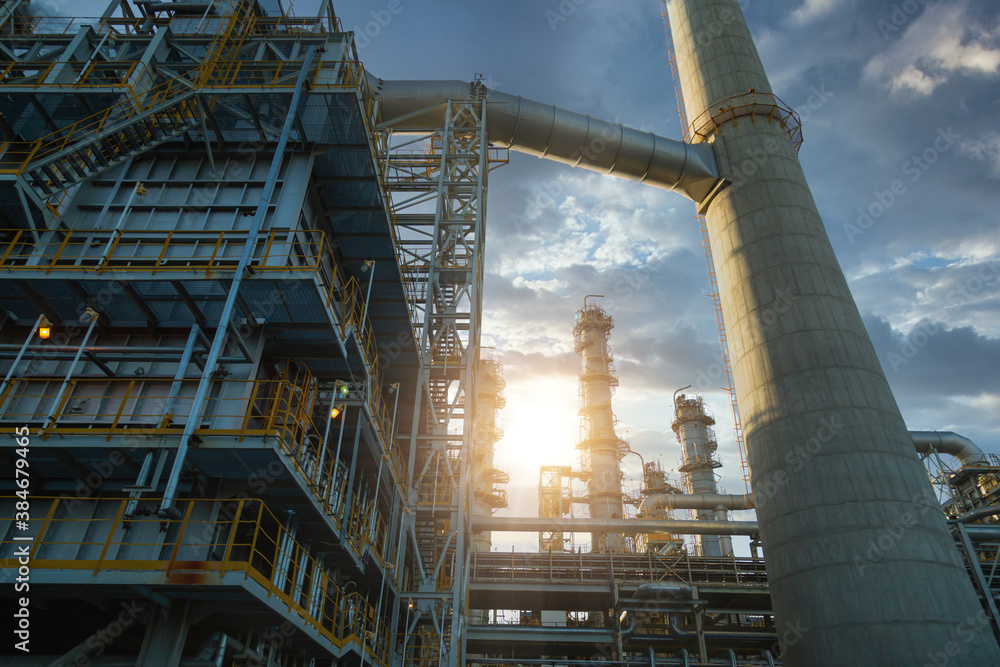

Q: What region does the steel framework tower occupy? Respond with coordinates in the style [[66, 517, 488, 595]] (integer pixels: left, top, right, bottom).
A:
[[573, 297, 627, 552], [381, 88, 507, 666], [672, 393, 729, 557]]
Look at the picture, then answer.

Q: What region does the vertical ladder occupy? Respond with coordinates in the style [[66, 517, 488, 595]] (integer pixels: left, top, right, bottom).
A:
[[662, 2, 751, 496]]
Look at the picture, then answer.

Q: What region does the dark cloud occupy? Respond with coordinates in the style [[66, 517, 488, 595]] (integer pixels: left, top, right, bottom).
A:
[[865, 313, 1000, 397]]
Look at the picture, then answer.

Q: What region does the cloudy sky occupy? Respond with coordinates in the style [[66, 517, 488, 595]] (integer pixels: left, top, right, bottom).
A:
[[334, 0, 1000, 552]]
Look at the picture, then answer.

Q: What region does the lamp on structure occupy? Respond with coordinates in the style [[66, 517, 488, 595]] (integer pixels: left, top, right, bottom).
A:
[[0, 314, 51, 414]]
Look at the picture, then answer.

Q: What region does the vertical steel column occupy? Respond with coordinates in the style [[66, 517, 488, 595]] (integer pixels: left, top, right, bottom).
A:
[[0, 315, 43, 413], [41, 313, 99, 432]]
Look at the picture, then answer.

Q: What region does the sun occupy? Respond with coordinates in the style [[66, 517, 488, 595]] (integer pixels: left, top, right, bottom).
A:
[[491, 373, 582, 518]]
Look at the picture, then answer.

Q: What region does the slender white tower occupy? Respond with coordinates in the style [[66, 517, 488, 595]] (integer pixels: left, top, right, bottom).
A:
[[574, 296, 626, 552], [666, 1, 1000, 664], [673, 392, 730, 557]]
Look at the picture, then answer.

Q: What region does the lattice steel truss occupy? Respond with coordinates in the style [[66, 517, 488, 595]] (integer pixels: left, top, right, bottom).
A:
[[381, 93, 506, 667]]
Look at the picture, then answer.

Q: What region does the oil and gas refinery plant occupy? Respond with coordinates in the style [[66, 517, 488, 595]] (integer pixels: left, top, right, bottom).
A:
[[1, 0, 1000, 665]]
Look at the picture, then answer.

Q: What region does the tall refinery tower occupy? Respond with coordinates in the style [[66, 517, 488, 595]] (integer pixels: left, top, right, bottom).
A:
[[573, 297, 626, 552], [673, 392, 730, 558], [666, 0, 1000, 663]]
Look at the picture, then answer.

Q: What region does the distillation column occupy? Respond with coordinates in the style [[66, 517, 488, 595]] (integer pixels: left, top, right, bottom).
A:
[[574, 298, 626, 552], [472, 352, 508, 555], [666, 1, 1000, 663], [673, 393, 730, 557]]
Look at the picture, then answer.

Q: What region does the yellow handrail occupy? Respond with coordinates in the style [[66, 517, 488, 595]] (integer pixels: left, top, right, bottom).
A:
[[0, 496, 389, 665]]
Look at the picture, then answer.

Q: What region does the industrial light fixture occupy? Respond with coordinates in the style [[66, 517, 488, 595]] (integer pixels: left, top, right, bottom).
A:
[[619, 610, 629, 623], [335, 380, 350, 398], [38, 315, 52, 340], [330, 403, 346, 419]]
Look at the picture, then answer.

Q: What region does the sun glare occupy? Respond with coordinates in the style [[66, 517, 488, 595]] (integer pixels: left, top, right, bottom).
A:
[[493, 374, 581, 515]]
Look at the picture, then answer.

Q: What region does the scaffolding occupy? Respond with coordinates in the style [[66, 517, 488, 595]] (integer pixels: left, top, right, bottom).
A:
[[0, 1, 407, 665]]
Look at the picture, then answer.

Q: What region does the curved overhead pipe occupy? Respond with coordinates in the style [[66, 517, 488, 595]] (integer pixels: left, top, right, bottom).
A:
[[910, 430, 989, 466], [367, 75, 723, 203]]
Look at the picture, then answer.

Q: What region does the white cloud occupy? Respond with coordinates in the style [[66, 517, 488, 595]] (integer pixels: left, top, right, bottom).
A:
[[787, 0, 849, 27], [960, 130, 1000, 178], [863, 2, 1000, 97]]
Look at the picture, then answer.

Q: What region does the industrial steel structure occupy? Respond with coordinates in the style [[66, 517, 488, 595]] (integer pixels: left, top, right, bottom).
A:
[[1, 0, 1000, 666]]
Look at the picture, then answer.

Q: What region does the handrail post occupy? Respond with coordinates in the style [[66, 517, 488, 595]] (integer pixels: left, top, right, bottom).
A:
[[165, 499, 195, 576], [220, 499, 245, 577], [94, 499, 128, 575]]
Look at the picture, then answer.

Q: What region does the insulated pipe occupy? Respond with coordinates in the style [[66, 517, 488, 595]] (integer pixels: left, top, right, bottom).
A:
[[368, 76, 722, 203], [640, 493, 753, 512], [954, 505, 1000, 524], [473, 517, 758, 536], [634, 582, 694, 599], [910, 430, 989, 466], [956, 524, 1000, 541], [666, 1, 1000, 664], [666, 613, 777, 644]]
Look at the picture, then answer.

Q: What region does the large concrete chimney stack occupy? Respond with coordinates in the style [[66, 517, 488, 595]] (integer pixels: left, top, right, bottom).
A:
[[666, 1, 1000, 663]]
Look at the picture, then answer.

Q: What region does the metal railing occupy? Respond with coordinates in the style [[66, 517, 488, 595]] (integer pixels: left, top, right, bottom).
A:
[[0, 224, 407, 494], [469, 551, 770, 588], [0, 59, 370, 177], [0, 228, 327, 273], [0, 496, 388, 665], [0, 367, 396, 571], [0, 12, 340, 38]]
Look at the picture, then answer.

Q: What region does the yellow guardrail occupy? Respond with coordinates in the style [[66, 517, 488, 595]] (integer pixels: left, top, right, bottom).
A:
[[0, 13, 341, 38], [0, 224, 408, 497], [0, 60, 150, 91], [0, 228, 327, 274], [0, 496, 387, 665], [0, 58, 370, 178], [0, 361, 396, 570]]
